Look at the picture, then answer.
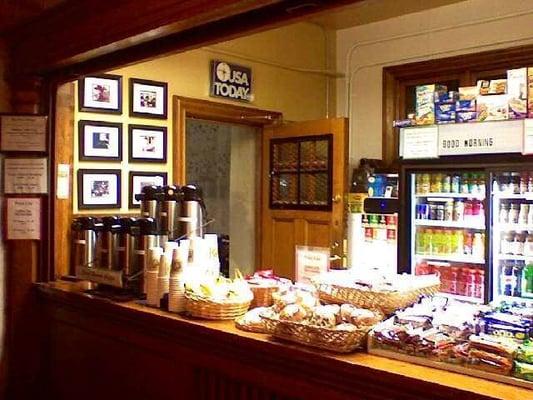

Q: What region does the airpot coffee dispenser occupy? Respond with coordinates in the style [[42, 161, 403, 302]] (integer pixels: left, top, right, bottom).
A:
[[71, 217, 101, 274], [178, 184, 206, 239], [160, 185, 181, 241]]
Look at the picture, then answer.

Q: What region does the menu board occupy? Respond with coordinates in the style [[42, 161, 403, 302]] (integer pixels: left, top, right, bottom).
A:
[[295, 246, 330, 284], [4, 158, 48, 194], [401, 126, 439, 159], [6, 198, 41, 240], [1, 115, 47, 152]]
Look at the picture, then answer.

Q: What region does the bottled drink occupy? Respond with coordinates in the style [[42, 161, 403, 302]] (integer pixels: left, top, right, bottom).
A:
[[525, 232, 533, 257], [501, 261, 515, 296], [469, 173, 479, 194], [499, 202, 509, 224], [528, 174, 533, 193], [451, 174, 461, 193], [513, 261, 524, 297], [464, 200, 473, 221], [442, 174, 451, 193], [449, 267, 459, 294], [431, 173, 443, 193], [415, 174, 422, 194], [475, 268, 485, 299], [512, 231, 525, 256], [362, 214, 369, 226], [457, 267, 467, 296], [477, 201, 485, 226], [444, 229, 453, 255], [500, 232, 513, 255], [444, 200, 454, 221], [464, 232, 473, 255], [453, 200, 464, 221], [421, 173, 430, 194], [509, 203, 520, 224], [436, 204, 445, 221], [461, 173, 470, 194], [454, 230, 464, 255], [528, 206, 533, 226], [464, 267, 477, 297], [365, 227, 373, 242], [471, 200, 481, 224], [520, 172, 529, 194], [519, 203, 529, 225], [416, 261, 429, 275], [472, 233, 484, 258], [499, 173, 511, 193], [441, 267, 451, 293], [478, 173, 486, 196], [525, 264, 533, 294], [510, 172, 521, 194]]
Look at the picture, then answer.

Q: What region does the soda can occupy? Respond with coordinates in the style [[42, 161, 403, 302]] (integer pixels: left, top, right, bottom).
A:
[[418, 204, 429, 220]]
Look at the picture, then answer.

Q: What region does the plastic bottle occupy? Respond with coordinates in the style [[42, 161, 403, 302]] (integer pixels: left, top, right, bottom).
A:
[[463, 232, 473, 255], [456, 267, 467, 296], [454, 230, 464, 255], [453, 200, 464, 221], [499, 202, 509, 224], [525, 264, 533, 294], [520, 172, 529, 194], [475, 269, 485, 299], [464, 200, 473, 222], [513, 261, 524, 297], [442, 174, 451, 193], [451, 174, 461, 193], [444, 200, 454, 221], [449, 267, 459, 294], [519, 203, 529, 225], [472, 233, 484, 259], [501, 261, 515, 296], [509, 203, 520, 224], [461, 173, 470, 194]]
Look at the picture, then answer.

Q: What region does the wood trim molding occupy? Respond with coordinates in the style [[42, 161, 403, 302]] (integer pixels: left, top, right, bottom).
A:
[[382, 42, 533, 164]]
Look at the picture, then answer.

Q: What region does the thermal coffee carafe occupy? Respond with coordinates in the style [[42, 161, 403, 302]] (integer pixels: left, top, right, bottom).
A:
[[178, 184, 206, 239], [100, 216, 122, 270], [117, 217, 142, 291], [136, 185, 164, 220], [71, 217, 102, 274], [135, 217, 164, 293], [160, 185, 181, 240]]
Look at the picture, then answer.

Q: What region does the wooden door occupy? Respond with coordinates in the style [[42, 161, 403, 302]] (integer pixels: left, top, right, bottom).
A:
[[260, 118, 348, 279]]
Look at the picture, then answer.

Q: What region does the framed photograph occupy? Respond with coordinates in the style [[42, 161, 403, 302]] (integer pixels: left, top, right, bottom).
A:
[[129, 78, 168, 119], [128, 171, 168, 208], [78, 74, 122, 114], [129, 124, 167, 163], [77, 169, 121, 209], [78, 120, 122, 161]]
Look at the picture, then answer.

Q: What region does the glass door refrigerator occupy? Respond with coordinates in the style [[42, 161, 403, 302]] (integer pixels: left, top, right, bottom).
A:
[[401, 163, 533, 305], [401, 166, 488, 303]]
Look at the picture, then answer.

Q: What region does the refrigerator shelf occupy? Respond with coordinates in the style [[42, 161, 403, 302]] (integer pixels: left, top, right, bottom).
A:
[[493, 193, 533, 200], [414, 193, 485, 200], [496, 223, 533, 231], [414, 254, 485, 264], [493, 295, 533, 305], [414, 220, 485, 230], [495, 254, 533, 261]]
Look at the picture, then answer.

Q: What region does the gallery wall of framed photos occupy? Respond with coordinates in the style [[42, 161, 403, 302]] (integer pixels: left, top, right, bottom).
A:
[[73, 73, 170, 214]]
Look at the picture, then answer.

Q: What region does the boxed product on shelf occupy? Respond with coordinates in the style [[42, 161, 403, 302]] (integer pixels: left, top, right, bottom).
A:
[[476, 94, 509, 121], [457, 111, 477, 123], [488, 79, 508, 95], [456, 86, 477, 122], [528, 68, 533, 118], [434, 91, 458, 104], [507, 68, 527, 119], [416, 84, 447, 125], [436, 102, 456, 124]]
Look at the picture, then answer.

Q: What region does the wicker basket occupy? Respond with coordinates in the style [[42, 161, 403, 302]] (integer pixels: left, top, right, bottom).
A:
[[314, 282, 440, 316], [235, 315, 272, 334], [249, 285, 280, 308], [262, 315, 370, 353], [185, 292, 252, 320]]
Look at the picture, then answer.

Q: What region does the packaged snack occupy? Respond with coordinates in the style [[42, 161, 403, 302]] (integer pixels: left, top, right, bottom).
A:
[[528, 68, 533, 118], [435, 102, 456, 124], [415, 84, 447, 125], [476, 94, 509, 121], [456, 111, 477, 123], [469, 334, 517, 359], [507, 68, 527, 119], [477, 80, 490, 95], [456, 99, 476, 112], [516, 341, 533, 363], [459, 86, 478, 99], [467, 348, 513, 375], [393, 118, 415, 128], [488, 79, 507, 95], [513, 360, 533, 381], [434, 91, 458, 104]]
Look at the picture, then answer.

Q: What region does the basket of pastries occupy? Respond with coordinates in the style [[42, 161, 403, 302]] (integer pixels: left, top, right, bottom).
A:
[[246, 270, 291, 308], [313, 270, 440, 315], [184, 273, 253, 320]]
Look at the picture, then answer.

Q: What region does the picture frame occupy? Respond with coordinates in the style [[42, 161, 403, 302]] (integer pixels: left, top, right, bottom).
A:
[[78, 74, 122, 114], [78, 120, 123, 161], [77, 169, 121, 209], [128, 171, 168, 209], [129, 78, 168, 119], [128, 124, 167, 163]]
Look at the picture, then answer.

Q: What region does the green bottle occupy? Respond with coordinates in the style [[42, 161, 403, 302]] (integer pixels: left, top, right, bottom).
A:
[[525, 263, 533, 294]]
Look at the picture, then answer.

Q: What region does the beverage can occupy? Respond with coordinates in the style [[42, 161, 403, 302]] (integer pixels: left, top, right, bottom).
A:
[[453, 200, 464, 221], [451, 174, 461, 193], [429, 203, 437, 220], [436, 204, 445, 221]]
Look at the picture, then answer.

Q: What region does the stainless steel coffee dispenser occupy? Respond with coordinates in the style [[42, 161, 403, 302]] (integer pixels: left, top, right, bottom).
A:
[[136, 185, 164, 220], [160, 185, 181, 240], [135, 217, 162, 293], [117, 217, 141, 291], [178, 184, 205, 239], [71, 217, 101, 273], [100, 216, 121, 270]]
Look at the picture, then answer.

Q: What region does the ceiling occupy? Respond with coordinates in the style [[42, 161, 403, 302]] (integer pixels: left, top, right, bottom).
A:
[[310, 0, 468, 30], [0, 0, 66, 34]]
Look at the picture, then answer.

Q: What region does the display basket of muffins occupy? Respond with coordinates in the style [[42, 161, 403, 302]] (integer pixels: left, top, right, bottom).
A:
[[246, 270, 291, 308], [313, 271, 440, 315], [262, 303, 382, 353], [184, 274, 253, 320]]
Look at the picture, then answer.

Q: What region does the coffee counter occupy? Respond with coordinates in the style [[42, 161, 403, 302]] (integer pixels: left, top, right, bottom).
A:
[[37, 281, 529, 400]]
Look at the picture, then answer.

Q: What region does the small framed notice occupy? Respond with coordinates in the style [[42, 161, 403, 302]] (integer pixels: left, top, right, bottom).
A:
[[4, 158, 48, 194], [6, 198, 41, 240], [0, 115, 47, 152], [295, 246, 330, 284], [401, 126, 439, 159]]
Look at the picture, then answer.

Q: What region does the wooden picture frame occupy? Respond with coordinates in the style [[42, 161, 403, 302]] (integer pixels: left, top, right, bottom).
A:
[[78, 120, 123, 161], [128, 171, 168, 209], [129, 78, 168, 119], [78, 74, 123, 114], [128, 124, 167, 163], [77, 169, 121, 209]]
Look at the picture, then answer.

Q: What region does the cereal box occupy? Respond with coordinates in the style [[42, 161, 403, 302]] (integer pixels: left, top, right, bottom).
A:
[[507, 68, 527, 119], [476, 94, 509, 121], [415, 84, 447, 125]]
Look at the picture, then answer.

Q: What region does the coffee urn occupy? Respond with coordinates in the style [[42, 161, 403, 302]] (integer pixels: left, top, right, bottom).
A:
[[100, 216, 122, 270], [117, 217, 141, 291], [71, 217, 101, 273], [135, 217, 162, 293], [136, 185, 164, 221], [178, 184, 206, 239], [160, 185, 181, 241]]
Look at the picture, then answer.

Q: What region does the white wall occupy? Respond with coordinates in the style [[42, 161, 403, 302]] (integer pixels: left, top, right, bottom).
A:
[[336, 0, 533, 167]]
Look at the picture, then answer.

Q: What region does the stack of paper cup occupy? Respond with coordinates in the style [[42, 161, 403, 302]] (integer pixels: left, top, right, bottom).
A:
[[168, 248, 185, 313], [157, 250, 172, 308], [146, 247, 163, 307]]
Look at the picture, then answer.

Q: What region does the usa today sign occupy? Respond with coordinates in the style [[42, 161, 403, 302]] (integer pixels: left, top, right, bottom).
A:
[[210, 60, 252, 102]]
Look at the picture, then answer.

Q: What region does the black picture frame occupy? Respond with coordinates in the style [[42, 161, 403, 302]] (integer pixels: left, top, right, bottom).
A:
[[128, 124, 167, 163], [129, 78, 168, 119], [128, 171, 168, 209], [78, 120, 123, 161], [78, 74, 123, 114], [77, 169, 121, 210]]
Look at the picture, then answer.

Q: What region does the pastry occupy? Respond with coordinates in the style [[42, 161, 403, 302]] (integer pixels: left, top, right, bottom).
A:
[[280, 304, 307, 322]]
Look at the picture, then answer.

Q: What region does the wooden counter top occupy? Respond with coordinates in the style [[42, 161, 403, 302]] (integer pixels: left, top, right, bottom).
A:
[[37, 281, 531, 400]]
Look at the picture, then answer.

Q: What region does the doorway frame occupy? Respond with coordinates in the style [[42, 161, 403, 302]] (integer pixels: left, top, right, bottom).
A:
[[172, 95, 282, 269]]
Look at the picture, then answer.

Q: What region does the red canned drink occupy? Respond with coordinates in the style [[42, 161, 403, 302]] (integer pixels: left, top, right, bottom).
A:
[[365, 227, 373, 241], [387, 228, 396, 241]]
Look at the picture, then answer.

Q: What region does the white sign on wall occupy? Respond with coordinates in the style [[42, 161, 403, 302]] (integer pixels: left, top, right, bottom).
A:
[[401, 126, 439, 159], [438, 119, 523, 156]]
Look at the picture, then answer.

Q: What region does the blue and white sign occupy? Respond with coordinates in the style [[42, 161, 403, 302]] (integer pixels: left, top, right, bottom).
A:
[[210, 60, 252, 102]]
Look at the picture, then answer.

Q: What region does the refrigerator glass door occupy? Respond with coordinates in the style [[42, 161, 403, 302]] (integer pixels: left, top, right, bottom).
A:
[[411, 170, 486, 303], [491, 170, 533, 304]]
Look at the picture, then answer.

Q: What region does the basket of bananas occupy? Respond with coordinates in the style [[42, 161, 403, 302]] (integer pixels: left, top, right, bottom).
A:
[[184, 272, 253, 320]]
